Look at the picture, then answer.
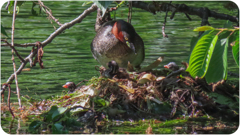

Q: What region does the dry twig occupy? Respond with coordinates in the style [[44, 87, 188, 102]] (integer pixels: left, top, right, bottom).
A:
[[7, 84, 15, 118], [1, 39, 25, 62], [11, 0, 22, 108], [38, 0, 63, 26], [127, 1, 132, 23]]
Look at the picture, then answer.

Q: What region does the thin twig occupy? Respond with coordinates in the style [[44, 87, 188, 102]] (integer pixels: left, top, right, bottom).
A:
[[76, 79, 88, 86], [1, 42, 36, 47], [127, 1, 132, 23], [8, 84, 15, 118], [162, 1, 171, 38], [38, 0, 63, 26], [1, 39, 25, 62], [11, 0, 22, 108]]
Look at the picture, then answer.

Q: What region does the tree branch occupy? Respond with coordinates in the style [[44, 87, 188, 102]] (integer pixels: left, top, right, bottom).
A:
[[132, 1, 238, 25], [38, 0, 63, 26], [11, 0, 22, 108], [1, 39, 25, 62], [1, 4, 98, 93]]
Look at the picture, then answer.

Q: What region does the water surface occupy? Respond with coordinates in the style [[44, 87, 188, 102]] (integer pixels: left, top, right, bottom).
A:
[[1, 1, 239, 101]]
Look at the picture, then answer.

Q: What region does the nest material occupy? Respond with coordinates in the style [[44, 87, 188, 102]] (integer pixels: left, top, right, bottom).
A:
[[81, 65, 238, 120]]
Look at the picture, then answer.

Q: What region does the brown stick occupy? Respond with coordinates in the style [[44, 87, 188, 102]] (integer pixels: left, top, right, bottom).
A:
[[127, 1, 132, 23], [1, 39, 25, 62], [11, 0, 22, 108], [38, 0, 63, 26], [7, 84, 15, 118]]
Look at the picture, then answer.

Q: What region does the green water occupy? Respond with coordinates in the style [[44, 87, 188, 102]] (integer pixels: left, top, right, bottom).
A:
[[1, 1, 239, 134], [1, 1, 239, 100]]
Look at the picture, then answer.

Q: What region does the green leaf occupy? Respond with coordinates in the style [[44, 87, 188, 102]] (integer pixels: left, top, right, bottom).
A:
[[28, 120, 42, 131], [186, 33, 218, 78], [188, 36, 198, 63], [232, 36, 239, 67], [193, 26, 214, 31], [52, 107, 67, 121], [52, 123, 68, 134], [205, 38, 228, 83], [223, 38, 229, 80], [229, 30, 239, 67], [93, 97, 108, 106], [188, 30, 213, 63], [45, 106, 58, 122], [229, 30, 239, 44], [7, 1, 25, 14], [94, 1, 113, 16], [1, 24, 9, 37], [82, 1, 93, 6], [189, 36, 198, 53]]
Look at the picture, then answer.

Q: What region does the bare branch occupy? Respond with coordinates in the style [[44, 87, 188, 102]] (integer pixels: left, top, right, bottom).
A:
[[162, 1, 171, 38], [8, 84, 15, 118], [1, 42, 36, 47], [38, 0, 63, 26], [1, 39, 25, 62], [132, 1, 238, 24], [11, 0, 22, 108], [127, 1, 132, 23]]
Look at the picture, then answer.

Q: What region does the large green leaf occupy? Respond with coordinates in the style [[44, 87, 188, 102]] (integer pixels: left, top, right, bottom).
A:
[[186, 33, 218, 78], [205, 38, 228, 83], [190, 36, 198, 52], [232, 37, 239, 67], [187, 36, 198, 63], [188, 30, 213, 63], [94, 1, 113, 16], [230, 30, 239, 67]]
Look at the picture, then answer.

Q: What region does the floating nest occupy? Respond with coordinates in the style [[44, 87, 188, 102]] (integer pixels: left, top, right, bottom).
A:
[[49, 59, 239, 122]]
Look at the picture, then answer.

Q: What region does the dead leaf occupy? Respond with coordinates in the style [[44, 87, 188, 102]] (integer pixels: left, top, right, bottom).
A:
[[108, 79, 135, 94], [156, 76, 165, 81], [146, 124, 153, 134], [22, 68, 31, 71], [138, 73, 156, 84], [138, 56, 164, 72], [32, 41, 44, 69]]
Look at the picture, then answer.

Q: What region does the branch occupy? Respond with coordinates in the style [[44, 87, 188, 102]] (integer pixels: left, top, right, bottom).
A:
[[161, 1, 171, 38], [132, 1, 238, 25], [1, 4, 98, 93], [8, 84, 15, 118], [38, 0, 63, 26], [1, 39, 25, 62], [11, 0, 22, 108], [1, 42, 36, 47]]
